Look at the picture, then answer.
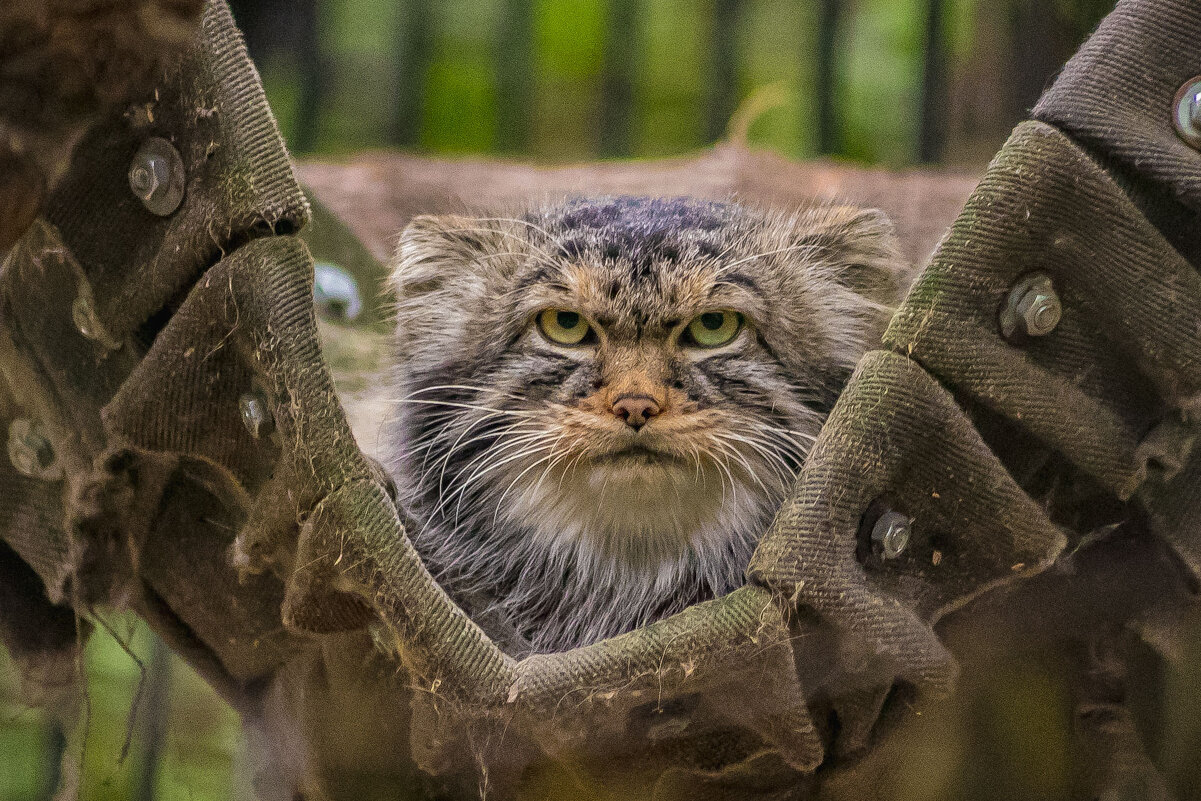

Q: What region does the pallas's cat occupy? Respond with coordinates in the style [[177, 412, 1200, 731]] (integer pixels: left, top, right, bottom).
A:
[[384, 196, 906, 655]]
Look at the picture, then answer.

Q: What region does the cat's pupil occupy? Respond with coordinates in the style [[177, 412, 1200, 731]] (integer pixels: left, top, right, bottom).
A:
[[557, 311, 580, 329], [700, 312, 724, 330]]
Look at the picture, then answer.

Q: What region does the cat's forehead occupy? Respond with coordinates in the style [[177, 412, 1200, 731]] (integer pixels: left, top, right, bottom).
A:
[[528, 196, 742, 262], [532, 196, 736, 238], [515, 197, 765, 322]]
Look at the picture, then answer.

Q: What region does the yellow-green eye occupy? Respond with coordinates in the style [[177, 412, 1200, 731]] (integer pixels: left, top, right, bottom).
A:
[[537, 308, 591, 345], [686, 310, 742, 348]]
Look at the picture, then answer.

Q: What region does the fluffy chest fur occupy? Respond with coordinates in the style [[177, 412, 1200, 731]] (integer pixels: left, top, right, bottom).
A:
[[383, 196, 905, 655]]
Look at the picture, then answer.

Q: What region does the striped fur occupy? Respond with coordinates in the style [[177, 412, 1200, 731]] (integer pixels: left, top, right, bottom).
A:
[[383, 196, 907, 654]]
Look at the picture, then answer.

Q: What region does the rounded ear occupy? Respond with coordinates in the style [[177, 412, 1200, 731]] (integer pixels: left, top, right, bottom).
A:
[[388, 214, 522, 365], [791, 204, 911, 308], [388, 214, 504, 300]]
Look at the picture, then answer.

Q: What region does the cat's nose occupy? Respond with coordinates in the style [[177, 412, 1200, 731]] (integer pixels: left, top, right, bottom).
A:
[[611, 394, 661, 430]]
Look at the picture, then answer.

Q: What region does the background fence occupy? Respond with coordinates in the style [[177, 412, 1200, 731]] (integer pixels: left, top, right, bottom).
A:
[[232, 0, 1115, 166], [1, 1, 1119, 799]]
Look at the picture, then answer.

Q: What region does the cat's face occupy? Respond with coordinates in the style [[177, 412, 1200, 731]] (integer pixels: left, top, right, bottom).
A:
[[386, 197, 904, 640]]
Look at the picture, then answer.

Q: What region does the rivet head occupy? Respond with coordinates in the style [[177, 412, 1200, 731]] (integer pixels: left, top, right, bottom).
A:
[[7, 419, 62, 480], [239, 392, 274, 438], [313, 262, 363, 322], [871, 510, 911, 560], [128, 137, 185, 216], [1173, 77, 1201, 149], [1000, 273, 1061, 340]]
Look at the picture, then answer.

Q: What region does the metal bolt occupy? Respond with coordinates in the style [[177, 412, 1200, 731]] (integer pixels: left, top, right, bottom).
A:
[[1000, 273, 1061, 340], [128, 137, 185, 216], [871, 510, 911, 560], [313, 262, 363, 322], [128, 161, 159, 199], [1173, 77, 1201, 149], [1015, 287, 1061, 336], [239, 392, 274, 438], [7, 419, 62, 480]]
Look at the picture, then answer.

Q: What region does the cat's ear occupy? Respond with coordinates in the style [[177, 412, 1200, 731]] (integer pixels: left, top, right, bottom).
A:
[[388, 214, 503, 299], [791, 204, 910, 307]]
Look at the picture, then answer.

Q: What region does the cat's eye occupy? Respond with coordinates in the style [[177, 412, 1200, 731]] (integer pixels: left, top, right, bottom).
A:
[[537, 308, 592, 346], [684, 310, 743, 348]]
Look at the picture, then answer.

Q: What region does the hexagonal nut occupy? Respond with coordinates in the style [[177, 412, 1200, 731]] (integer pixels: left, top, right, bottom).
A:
[[871, 510, 912, 560], [128, 158, 164, 201], [1000, 273, 1061, 340], [1014, 285, 1062, 337], [128, 137, 186, 216]]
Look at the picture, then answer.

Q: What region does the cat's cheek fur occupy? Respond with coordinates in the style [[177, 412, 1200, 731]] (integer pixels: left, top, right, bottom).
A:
[[384, 197, 908, 654]]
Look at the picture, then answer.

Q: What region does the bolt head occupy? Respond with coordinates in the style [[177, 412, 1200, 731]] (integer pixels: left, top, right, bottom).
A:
[[128, 137, 185, 216], [871, 510, 911, 560], [1174, 77, 1201, 149], [1015, 288, 1062, 337], [239, 392, 274, 438], [1000, 273, 1061, 340], [128, 159, 163, 201]]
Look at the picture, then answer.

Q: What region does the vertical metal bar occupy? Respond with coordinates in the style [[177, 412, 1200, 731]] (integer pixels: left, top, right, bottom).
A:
[[918, 0, 947, 163], [815, 0, 843, 155], [705, 0, 744, 143], [598, 0, 639, 157], [495, 0, 535, 153]]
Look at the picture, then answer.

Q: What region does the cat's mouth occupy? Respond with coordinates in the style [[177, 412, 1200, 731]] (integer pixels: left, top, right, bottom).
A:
[[593, 444, 682, 466]]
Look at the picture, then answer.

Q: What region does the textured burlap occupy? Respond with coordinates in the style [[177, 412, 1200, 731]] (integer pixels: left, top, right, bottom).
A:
[[1033, 0, 1201, 223], [0, 0, 206, 251], [2, 0, 1201, 799]]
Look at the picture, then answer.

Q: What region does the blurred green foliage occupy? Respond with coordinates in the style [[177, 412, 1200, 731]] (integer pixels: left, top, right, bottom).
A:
[[249, 0, 1116, 167], [1, 617, 242, 801], [245, 0, 1120, 168], [258, 0, 987, 165]]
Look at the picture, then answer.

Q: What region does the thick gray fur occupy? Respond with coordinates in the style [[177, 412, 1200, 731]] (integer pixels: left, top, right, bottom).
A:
[[384, 196, 907, 655]]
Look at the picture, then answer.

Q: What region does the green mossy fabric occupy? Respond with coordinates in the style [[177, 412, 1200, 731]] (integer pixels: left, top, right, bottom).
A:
[[885, 122, 1201, 501], [2, 0, 1201, 799]]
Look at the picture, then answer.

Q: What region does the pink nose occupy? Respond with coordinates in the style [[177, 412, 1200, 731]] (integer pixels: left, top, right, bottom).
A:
[[611, 394, 661, 430]]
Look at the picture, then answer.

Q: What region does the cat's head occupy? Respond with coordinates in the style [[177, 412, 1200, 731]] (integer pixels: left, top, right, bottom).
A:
[[386, 196, 906, 597]]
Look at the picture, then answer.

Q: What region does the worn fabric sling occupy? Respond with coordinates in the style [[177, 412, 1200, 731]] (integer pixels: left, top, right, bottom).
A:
[[1, 1, 1200, 798]]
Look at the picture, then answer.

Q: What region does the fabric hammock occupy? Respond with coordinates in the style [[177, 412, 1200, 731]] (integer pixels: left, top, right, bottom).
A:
[[2, 1, 1200, 798]]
